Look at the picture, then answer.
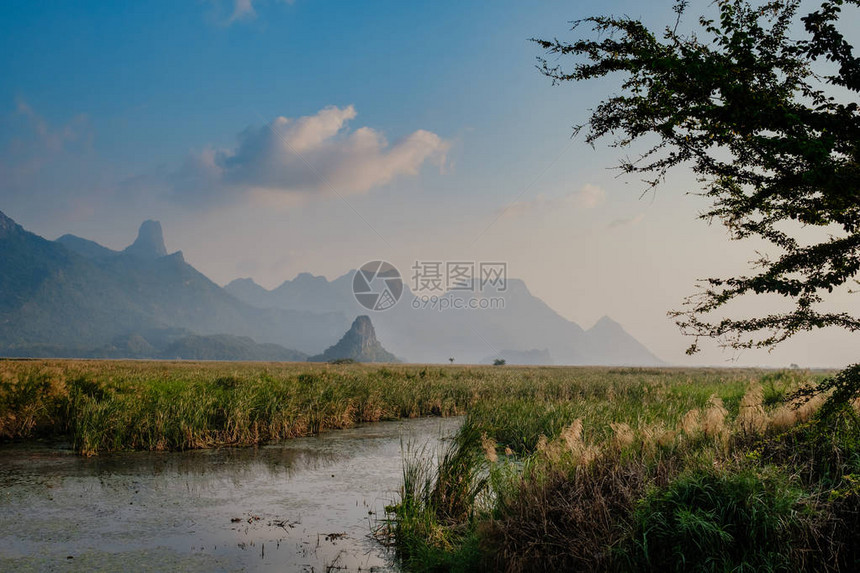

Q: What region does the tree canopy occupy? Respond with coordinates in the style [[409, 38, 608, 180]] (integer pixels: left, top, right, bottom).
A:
[[534, 0, 860, 355]]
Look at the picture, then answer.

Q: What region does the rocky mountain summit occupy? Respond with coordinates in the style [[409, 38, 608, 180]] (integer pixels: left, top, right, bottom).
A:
[[309, 315, 398, 363], [123, 220, 168, 259]]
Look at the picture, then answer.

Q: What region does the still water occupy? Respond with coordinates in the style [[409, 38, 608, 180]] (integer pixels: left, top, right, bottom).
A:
[[0, 416, 462, 572]]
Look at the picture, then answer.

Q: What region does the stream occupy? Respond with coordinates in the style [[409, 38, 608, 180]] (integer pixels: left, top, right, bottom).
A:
[[0, 416, 462, 572]]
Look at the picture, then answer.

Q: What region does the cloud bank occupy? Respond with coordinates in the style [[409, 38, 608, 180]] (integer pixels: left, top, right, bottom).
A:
[[172, 105, 449, 206]]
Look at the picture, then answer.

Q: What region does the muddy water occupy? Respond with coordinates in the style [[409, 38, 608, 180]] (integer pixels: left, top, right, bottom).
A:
[[0, 416, 462, 572]]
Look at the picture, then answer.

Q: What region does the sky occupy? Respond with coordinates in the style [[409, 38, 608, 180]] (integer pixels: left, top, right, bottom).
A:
[[1, 0, 857, 368]]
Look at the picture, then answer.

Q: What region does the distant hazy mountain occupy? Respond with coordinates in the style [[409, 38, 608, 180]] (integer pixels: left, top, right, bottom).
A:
[[581, 316, 660, 366], [227, 273, 354, 315], [77, 329, 307, 361], [88, 332, 159, 359], [226, 271, 664, 366], [0, 210, 663, 365], [308, 315, 398, 363], [159, 334, 307, 361], [0, 211, 349, 358], [55, 233, 119, 260]]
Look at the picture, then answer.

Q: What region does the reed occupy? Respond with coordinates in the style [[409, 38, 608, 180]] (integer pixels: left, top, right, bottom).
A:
[[381, 365, 860, 571], [0, 360, 779, 455]]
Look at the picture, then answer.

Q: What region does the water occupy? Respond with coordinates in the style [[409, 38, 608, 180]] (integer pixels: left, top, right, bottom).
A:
[[0, 416, 462, 572]]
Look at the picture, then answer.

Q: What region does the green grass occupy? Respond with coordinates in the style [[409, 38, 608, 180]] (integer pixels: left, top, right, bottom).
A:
[[375, 365, 860, 572], [625, 466, 808, 572], [0, 360, 479, 454], [0, 360, 780, 456]]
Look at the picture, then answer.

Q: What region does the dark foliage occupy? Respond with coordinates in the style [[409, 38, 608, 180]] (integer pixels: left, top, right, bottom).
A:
[[485, 455, 677, 572], [793, 363, 860, 421]]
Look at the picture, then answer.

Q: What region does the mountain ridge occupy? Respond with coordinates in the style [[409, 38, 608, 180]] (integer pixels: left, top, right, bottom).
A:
[[0, 211, 664, 365], [0, 211, 349, 357], [56, 234, 120, 260], [225, 274, 663, 365]]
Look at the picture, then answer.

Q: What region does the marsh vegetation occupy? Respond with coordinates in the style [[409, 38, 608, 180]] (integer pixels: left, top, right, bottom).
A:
[[4, 360, 858, 570], [383, 366, 860, 571]]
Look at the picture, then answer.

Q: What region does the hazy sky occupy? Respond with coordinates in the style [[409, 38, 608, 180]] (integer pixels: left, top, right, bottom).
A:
[[1, 0, 857, 368]]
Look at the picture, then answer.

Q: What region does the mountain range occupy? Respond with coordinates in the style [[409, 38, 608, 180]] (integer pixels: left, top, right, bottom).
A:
[[225, 272, 663, 365], [0, 211, 347, 358], [0, 210, 663, 365]]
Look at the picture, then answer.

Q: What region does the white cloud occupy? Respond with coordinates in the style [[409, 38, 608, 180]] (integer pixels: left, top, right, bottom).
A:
[[171, 105, 450, 206], [15, 98, 90, 153], [500, 183, 606, 219], [218, 0, 297, 25], [229, 0, 256, 22]]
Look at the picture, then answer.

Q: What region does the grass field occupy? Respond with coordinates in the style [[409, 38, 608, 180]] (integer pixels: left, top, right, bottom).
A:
[[0, 359, 479, 454], [2, 359, 858, 571], [0, 359, 786, 455]]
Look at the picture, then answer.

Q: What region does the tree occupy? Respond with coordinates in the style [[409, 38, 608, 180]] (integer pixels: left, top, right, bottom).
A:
[[534, 0, 859, 360]]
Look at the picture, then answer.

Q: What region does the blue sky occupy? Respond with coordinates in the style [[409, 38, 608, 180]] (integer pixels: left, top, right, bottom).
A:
[[1, 1, 589, 167], [1, 0, 857, 367]]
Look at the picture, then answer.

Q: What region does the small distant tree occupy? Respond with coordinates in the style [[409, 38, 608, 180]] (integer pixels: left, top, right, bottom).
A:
[[493, 358, 507, 366], [534, 0, 859, 413]]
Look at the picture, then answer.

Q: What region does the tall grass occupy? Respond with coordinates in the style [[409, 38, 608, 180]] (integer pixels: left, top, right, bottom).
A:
[[381, 366, 860, 571], [390, 424, 489, 571], [0, 361, 776, 456], [0, 360, 478, 454]]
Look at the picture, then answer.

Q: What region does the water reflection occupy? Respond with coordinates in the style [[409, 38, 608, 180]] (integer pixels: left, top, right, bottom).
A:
[[0, 416, 462, 572]]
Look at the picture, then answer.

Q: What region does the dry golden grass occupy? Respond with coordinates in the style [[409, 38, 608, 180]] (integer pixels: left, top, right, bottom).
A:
[[481, 432, 498, 463], [737, 384, 768, 436], [702, 394, 729, 440]]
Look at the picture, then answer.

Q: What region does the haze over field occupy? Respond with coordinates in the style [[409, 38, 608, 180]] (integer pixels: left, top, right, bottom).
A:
[[1, 1, 857, 366]]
